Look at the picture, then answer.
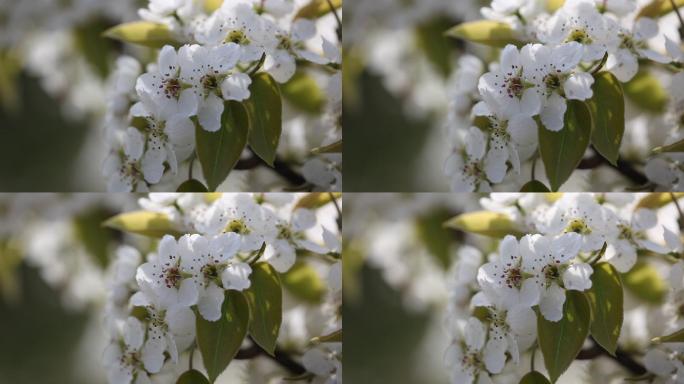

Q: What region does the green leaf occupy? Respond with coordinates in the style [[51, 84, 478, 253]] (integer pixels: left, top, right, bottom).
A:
[[282, 261, 326, 303], [586, 263, 623, 355], [204, 0, 223, 13], [624, 71, 668, 113], [416, 210, 455, 269], [177, 179, 209, 192], [520, 180, 551, 192], [638, 0, 684, 18], [444, 211, 523, 238], [281, 72, 325, 114], [196, 291, 250, 383], [588, 72, 625, 166], [520, 371, 552, 384], [0, 51, 21, 112], [445, 20, 522, 48], [636, 193, 684, 210], [294, 192, 341, 210], [245, 73, 282, 166], [653, 138, 684, 154], [622, 260, 667, 304], [195, 101, 249, 191], [546, 0, 565, 12], [416, 19, 454, 77], [539, 100, 592, 191], [103, 211, 182, 238], [103, 21, 178, 48], [653, 327, 684, 343], [73, 209, 116, 268], [538, 291, 591, 383], [295, 0, 342, 19], [312, 329, 342, 344], [176, 369, 210, 384], [312, 140, 342, 154], [244, 262, 283, 355]]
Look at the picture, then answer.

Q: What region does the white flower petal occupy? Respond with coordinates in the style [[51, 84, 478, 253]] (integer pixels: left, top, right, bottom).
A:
[[562, 263, 593, 291], [197, 283, 225, 322], [564, 72, 594, 100], [221, 262, 252, 291], [539, 283, 566, 322]]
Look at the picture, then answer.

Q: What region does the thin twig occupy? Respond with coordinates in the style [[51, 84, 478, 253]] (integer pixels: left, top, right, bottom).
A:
[[577, 147, 648, 186], [189, 345, 195, 370], [671, 192, 684, 228], [234, 150, 307, 187], [590, 53, 608, 75], [248, 54, 266, 77], [669, 0, 684, 39], [188, 153, 195, 180], [576, 338, 647, 376], [325, 0, 342, 40], [234, 337, 306, 375], [329, 192, 342, 231]]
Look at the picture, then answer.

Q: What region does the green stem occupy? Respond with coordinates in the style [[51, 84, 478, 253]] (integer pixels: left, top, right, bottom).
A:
[[590, 53, 608, 75]]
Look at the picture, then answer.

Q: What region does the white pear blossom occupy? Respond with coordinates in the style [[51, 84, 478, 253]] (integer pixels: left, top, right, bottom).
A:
[[103, 317, 164, 384], [178, 232, 252, 321], [198, 1, 274, 62], [542, 193, 608, 252], [477, 235, 540, 309], [445, 127, 494, 192], [103, 128, 148, 192], [607, 18, 670, 82], [200, 194, 274, 251], [604, 208, 668, 272], [302, 343, 342, 384], [445, 317, 506, 384], [472, 100, 538, 179], [523, 42, 594, 131], [645, 346, 684, 383], [129, 291, 196, 364], [522, 233, 592, 321], [136, 45, 198, 120], [544, 0, 614, 61], [264, 19, 328, 83], [478, 44, 541, 120], [265, 208, 327, 272], [178, 43, 252, 132]]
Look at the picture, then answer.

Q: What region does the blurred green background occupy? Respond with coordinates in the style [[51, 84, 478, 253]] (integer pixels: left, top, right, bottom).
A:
[[0, 74, 91, 191], [0, 264, 101, 384]]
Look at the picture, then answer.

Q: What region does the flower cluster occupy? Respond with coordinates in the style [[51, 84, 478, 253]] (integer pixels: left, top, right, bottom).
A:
[[103, 0, 342, 192], [444, 0, 684, 191], [103, 193, 341, 384], [444, 193, 679, 383]]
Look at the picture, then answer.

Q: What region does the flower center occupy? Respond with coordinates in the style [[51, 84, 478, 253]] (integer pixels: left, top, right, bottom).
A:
[[566, 28, 592, 44], [543, 264, 561, 285], [163, 78, 181, 100], [201, 264, 219, 280], [544, 73, 562, 92], [121, 350, 141, 368], [565, 219, 591, 235], [226, 219, 250, 235], [504, 267, 523, 289], [163, 266, 181, 289], [200, 74, 220, 97], [277, 224, 292, 240], [462, 161, 483, 178], [461, 351, 483, 372], [226, 29, 250, 45], [619, 33, 646, 53], [505, 76, 524, 99]]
